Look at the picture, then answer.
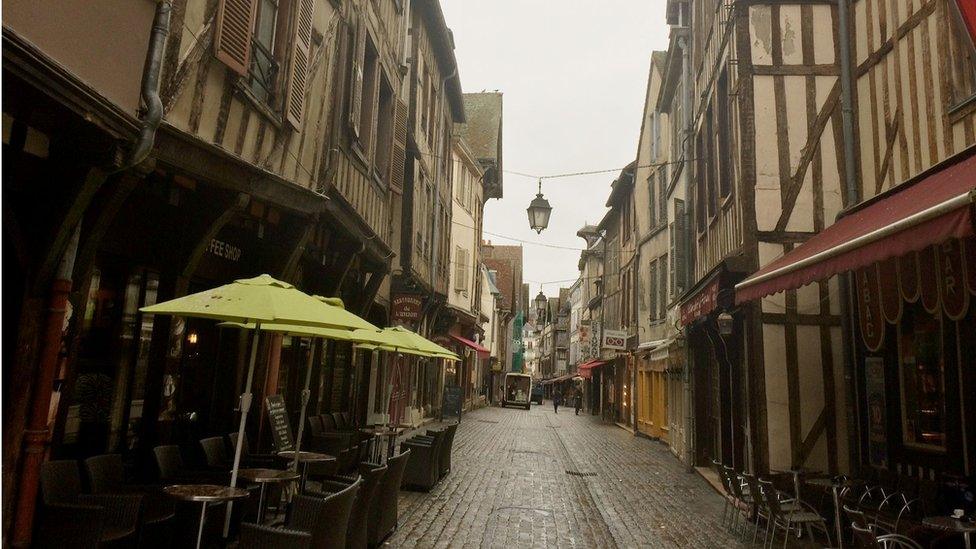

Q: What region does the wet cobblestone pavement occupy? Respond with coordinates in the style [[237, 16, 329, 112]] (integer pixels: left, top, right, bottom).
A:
[[388, 405, 746, 548]]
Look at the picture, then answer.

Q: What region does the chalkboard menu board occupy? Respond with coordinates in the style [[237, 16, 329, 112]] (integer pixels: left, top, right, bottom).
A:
[[266, 395, 294, 451], [441, 385, 463, 422]]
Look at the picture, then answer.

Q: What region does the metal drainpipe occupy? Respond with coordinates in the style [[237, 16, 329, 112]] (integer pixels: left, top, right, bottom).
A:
[[838, 0, 859, 207], [679, 33, 696, 473], [10, 3, 171, 545]]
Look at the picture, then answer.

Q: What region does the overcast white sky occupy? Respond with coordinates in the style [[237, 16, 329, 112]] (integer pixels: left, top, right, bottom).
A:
[[441, 0, 671, 298]]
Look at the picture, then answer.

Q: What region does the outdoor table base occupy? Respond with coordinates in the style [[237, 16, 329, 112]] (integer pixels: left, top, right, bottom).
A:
[[276, 451, 335, 492], [164, 484, 249, 549], [923, 516, 976, 549], [807, 477, 843, 549], [237, 468, 300, 524], [360, 427, 405, 464]]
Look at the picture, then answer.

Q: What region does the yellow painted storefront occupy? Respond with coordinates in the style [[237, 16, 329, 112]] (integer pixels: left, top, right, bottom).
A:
[[636, 354, 668, 441]]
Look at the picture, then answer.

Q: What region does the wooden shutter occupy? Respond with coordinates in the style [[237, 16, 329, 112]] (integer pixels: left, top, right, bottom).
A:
[[348, 13, 367, 139], [674, 199, 686, 294], [659, 254, 667, 320], [214, 0, 258, 76], [390, 98, 408, 191], [649, 261, 658, 321], [284, 0, 315, 128]]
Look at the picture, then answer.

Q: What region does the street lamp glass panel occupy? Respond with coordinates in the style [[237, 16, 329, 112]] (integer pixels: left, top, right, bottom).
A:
[[534, 291, 547, 320], [527, 193, 552, 234]]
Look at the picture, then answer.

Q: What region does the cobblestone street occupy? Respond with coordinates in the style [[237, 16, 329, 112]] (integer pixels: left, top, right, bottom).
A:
[[389, 405, 745, 548]]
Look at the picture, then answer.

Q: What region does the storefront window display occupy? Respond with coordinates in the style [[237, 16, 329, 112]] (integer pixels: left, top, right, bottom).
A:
[[898, 303, 946, 450]]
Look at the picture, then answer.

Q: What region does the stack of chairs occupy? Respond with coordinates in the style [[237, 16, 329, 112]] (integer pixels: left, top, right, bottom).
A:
[[399, 423, 458, 492]]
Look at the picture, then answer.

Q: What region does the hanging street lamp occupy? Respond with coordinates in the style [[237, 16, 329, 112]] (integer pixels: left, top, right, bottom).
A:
[[534, 290, 548, 323], [527, 179, 552, 234]]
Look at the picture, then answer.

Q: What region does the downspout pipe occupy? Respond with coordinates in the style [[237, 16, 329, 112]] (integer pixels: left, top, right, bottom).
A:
[[679, 33, 696, 474], [126, 0, 172, 169], [838, 0, 858, 206], [10, 3, 171, 545]]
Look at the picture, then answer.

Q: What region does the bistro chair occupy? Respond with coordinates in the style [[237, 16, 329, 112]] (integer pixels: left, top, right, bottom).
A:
[[238, 523, 312, 549], [368, 450, 410, 547], [199, 436, 230, 469], [762, 478, 832, 548], [228, 431, 277, 468], [84, 454, 176, 548], [712, 460, 736, 531], [851, 523, 923, 549], [287, 480, 361, 549], [153, 444, 228, 485], [400, 429, 445, 491], [319, 463, 387, 549], [725, 466, 754, 537], [38, 460, 142, 548]]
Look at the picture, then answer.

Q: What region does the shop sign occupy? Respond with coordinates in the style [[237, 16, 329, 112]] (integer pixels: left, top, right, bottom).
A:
[[865, 357, 888, 469], [602, 329, 627, 351], [937, 239, 970, 321], [680, 276, 719, 326], [207, 238, 242, 261], [391, 294, 424, 325], [856, 266, 884, 352], [589, 321, 601, 357]]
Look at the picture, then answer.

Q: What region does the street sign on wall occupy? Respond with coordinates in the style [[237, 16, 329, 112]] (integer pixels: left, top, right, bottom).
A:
[[602, 329, 627, 350]]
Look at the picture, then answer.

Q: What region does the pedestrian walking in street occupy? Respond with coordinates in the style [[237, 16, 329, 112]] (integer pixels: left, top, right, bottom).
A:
[[574, 392, 582, 415], [553, 391, 562, 414]]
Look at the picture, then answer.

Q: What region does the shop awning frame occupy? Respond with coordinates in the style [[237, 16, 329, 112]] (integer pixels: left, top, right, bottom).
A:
[[450, 334, 490, 358], [735, 152, 976, 304]]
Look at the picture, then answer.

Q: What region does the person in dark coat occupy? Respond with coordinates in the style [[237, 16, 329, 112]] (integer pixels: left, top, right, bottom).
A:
[[574, 392, 582, 415], [553, 391, 562, 414]]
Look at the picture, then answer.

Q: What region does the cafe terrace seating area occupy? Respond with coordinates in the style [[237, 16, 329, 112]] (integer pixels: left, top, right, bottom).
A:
[[710, 459, 976, 548], [33, 423, 460, 548]]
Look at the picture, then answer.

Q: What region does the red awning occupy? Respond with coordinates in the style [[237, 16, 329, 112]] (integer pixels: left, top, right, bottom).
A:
[[736, 153, 976, 304], [576, 360, 606, 379], [450, 335, 490, 358]]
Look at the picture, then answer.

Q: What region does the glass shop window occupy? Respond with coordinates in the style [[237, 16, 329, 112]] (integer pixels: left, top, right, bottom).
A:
[[898, 302, 947, 450]]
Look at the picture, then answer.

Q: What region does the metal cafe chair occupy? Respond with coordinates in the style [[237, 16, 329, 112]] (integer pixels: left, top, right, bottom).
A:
[[762, 478, 833, 548], [851, 523, 923, 549]]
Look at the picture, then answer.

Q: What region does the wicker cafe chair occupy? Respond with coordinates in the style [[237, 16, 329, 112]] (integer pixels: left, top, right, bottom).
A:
[[400, 429, 445, 491], [287, 480, 361, 549], [38, 460, 142, 548], [200, 436, 230, 469], [84, 454, 176, 548], [238, 522, 312, 549], [368, 450, 410, 547], [851, 523, 923, 549], [319, 463, 387, 549], [762, 479, 833, 548], [228, 431, 277, 467]]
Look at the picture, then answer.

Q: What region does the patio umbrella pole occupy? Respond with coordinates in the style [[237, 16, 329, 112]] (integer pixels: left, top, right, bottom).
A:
[[291, 337, 317, 471], [223, 322, 262, 538]]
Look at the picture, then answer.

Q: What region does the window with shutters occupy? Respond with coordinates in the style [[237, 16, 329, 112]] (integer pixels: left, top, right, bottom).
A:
[[648, 173, 657, 229], [649, 260, 659, 321], [374, 79, 394, 182], [658, 253, 667, 320], [673, 199, 686, 295], [948, 0, 976, 108], [249, 0, 280, 104], [357, 40, 380, 157], [659, 165, 668, 225], [455, 247, 469, 292], [717, 70, 732, 199], [668, 223, 677, 298]]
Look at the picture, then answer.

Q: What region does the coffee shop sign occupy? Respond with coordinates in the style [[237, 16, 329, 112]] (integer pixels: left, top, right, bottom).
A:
[[208, 238, 242, 262]]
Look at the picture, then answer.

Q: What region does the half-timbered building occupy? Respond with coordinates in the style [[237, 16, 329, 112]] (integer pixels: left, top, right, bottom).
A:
[[680, 0, 850, 476], [735, 0, 976, 481]]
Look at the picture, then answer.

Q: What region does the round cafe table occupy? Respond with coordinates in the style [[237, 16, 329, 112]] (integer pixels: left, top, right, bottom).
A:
[[163, 484, 249, 549], [237, 468, 300, 523], [276, 450, 335, 491], [923, 516, 976, 549]]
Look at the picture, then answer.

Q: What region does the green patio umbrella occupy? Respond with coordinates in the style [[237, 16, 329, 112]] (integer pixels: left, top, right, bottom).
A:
[[386, 326, 459, 358], [216, 320, 390, 468], [139, 274, 378, 536]]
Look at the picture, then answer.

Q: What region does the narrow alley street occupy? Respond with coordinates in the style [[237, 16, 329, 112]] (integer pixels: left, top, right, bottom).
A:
[[391, 406, 743, 548]]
